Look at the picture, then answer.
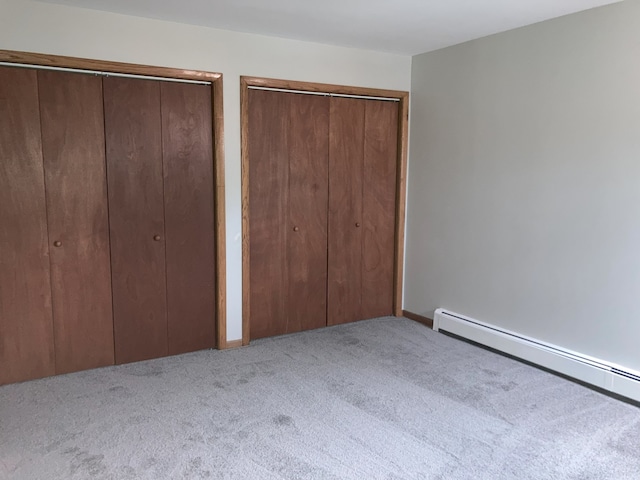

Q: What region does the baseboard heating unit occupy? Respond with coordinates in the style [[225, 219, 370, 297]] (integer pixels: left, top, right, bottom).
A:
[[433, 308, 640, 403]]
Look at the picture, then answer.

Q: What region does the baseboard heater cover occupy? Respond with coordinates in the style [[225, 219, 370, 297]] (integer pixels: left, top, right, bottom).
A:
[[433, 308, 640, 403]]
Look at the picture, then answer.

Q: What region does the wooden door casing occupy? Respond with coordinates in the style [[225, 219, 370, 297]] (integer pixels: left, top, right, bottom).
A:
[[242, 77, 408, 344], [38, 70, 115, 374], [104, 76, 169, 364], [161, 82, 216, 355], [361, 100, 398, 319], [327, 97, 365, 326], [0, 51, 225, 383], [0, 66, 56, 384]]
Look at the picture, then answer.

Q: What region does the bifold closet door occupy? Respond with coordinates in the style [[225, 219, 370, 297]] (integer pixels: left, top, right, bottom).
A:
[[105, 77, 216, 362], [327, 97, 365, 325], [328, 97, 398, 325], [0, 67, 55, 384], [288, 92, 329, 334], [161, 82, 216, 355], [361, 100, 398, 319], [248, 89, 329, 339], [248, 89, 289, 339], [104, 77, 169, 364], [1, 68, 215, 381], [38, 70, 115, 374]]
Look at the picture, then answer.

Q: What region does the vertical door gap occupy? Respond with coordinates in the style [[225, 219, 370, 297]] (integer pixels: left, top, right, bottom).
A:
[[102, 77, 118, 365], [159, 82, 170, 356], [35, 69, 58, 374], [327, 97, 333, 326], [360, 100, 367, 320]]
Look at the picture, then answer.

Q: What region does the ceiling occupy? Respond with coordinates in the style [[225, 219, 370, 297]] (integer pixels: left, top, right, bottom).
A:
[[39, 0, 622, 55]]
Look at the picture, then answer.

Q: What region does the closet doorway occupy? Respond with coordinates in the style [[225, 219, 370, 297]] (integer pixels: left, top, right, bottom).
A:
[[241, 77, 409, 343], [0, 50, 227, 385]]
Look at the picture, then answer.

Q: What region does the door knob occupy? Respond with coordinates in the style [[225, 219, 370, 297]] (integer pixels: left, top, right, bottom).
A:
[[355, 223, 361, 228], [53, 240, 62, 247], [293, 226, 299, 232], [153, 235, 161, 241]]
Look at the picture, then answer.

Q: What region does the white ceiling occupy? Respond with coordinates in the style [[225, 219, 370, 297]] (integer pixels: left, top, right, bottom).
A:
[[39, 0, 622, 55]]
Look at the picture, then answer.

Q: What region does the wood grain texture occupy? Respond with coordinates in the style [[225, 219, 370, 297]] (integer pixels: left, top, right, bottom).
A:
[[287, 93, 329, 333], [361, 100, 398, 319], [248, 90, 330, 339], [0, 51, 225, 382], [215, 183, 227, 349], [242, 76, 407, 101], [327, 97, 365, 326], [247, 89, 290, 340], [38, 70, 115, 374], [104, 76, 168, 364], [394, 96, 410, 316], [1, 49, 227, 349], [0, 66, 55, 384], [403, 310, 434, 329], [212, 76, 227, 349], [241, 76, 409, 344], [0, 50, 221, 83], [240, 77, 251, 346], [161, 82, 216, 355]]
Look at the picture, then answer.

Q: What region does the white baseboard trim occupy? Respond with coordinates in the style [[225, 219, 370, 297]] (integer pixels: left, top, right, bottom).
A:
[[434, 308, 640, 403]]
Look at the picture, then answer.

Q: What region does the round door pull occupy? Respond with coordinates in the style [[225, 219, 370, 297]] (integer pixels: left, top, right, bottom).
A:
[[153, 235, 161, 241], [53, 240, 62, 247], [355, 222, 361, 228], [293, 226, 299, 232]]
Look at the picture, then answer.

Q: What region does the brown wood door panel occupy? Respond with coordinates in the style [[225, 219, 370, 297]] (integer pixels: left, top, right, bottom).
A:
[[327, 97, 365, 326], [287, 93, 330, 333], [161, 82, 216, 355], [361, 100, 398, 319], [38, 70, 115, 374], [247, 88, 400, 339], [0, 66, 55, 384], [103, 76, 168, 364], [248, 89, 290, 339]]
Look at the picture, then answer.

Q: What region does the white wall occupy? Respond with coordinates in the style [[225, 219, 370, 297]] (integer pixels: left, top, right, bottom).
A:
[[406, 1, 640, 371], [0, 0, 411, 342]]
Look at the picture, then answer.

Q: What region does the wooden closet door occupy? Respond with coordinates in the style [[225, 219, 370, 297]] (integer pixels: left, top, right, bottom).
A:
[[161, 82, 216, 354], [327, 97, 365, 326], [104, 77, 168, 364], [287, 93, 329, 333], [0, 66, 55, 384], [38, 70, 114, 374], [248, 90, 329, 339], [361, 100, 398, 319], [248, 89, 290, 339]]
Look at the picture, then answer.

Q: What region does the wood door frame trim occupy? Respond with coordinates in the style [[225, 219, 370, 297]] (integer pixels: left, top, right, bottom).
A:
[[0, 50, 222, 82], [241, 76, 409, 346], [0, 49, 227, 350]]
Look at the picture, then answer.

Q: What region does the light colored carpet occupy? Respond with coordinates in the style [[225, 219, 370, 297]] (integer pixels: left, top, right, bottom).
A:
[[1, 317, 639, 479]]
